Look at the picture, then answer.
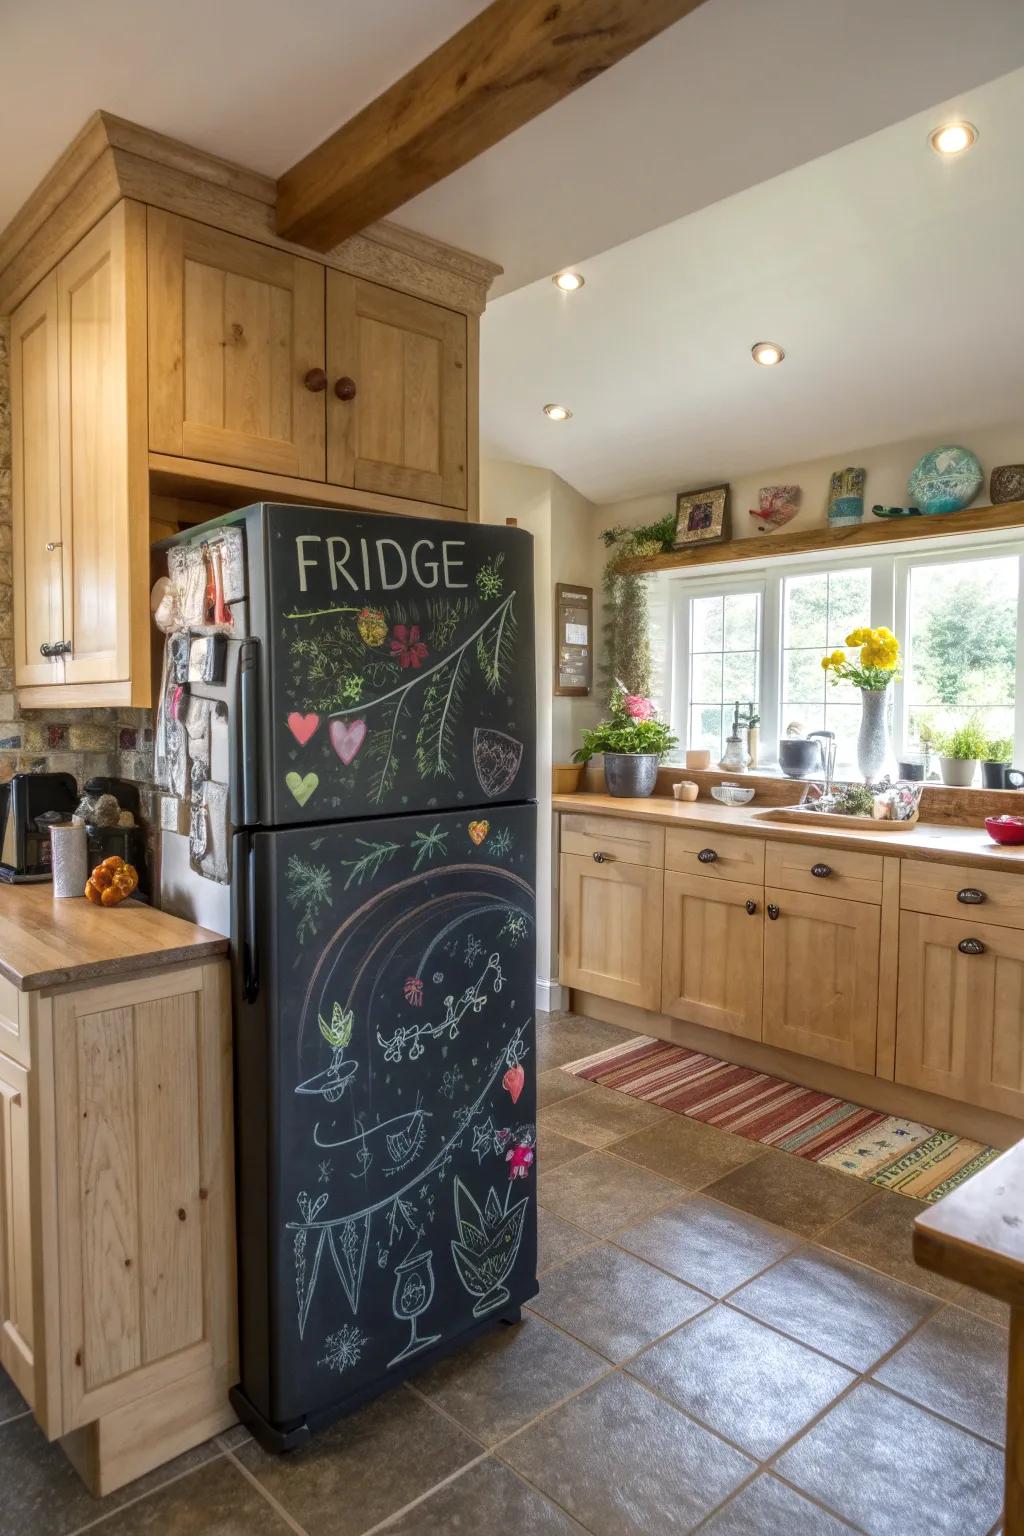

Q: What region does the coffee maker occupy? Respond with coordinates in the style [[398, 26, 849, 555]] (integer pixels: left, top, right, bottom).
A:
[[0, 773, 79, 882]]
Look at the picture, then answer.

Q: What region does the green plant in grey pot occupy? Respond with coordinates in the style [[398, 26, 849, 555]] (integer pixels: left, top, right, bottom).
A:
[[573, 686, 677, 798], [981, 734, 1013, 789], [934, 717, 988, 787]]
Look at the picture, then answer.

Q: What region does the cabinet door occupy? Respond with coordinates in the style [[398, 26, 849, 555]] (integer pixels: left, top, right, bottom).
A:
[[148, 209, 325, 479], [327, 272, 467, 508], [559, 852, 662, 1010], [662, 873, 763, 1040], [56, 201, 145, 687], [0, 1054, 35, 1408], [895, 911, 1024, 1116], [10, 273, 64, 687], [52, 965, 235, 1431], [762, 888, 879, 1072]]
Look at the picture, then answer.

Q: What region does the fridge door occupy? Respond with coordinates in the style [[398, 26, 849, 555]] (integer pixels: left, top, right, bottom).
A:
[[232, 804, 537, 1438], [250, 504, 535, 826]]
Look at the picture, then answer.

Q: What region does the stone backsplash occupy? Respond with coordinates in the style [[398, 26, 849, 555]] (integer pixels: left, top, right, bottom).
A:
[[0, 317, 157, 818]]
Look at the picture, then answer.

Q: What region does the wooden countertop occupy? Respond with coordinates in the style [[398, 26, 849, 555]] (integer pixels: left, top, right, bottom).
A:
[[553, 792, 1024, 873], [0, 884, 228, 991]]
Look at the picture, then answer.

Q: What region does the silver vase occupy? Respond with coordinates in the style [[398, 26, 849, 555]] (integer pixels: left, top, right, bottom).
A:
[[857, 689, 890, 783]]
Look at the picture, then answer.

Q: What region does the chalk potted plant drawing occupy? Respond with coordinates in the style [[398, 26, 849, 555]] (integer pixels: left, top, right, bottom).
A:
[[295, 1001, 358, 1102], [450, 1177, 529, 1318]]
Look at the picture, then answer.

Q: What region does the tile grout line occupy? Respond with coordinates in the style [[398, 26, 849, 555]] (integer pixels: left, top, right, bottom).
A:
[[355, 1450, 492, 1536], [64, 1450, 232, 1536], [223, 1446, 312, 1536]]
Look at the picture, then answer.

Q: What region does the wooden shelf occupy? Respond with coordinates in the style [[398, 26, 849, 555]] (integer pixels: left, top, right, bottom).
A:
[[618, 499, 1024, 575]]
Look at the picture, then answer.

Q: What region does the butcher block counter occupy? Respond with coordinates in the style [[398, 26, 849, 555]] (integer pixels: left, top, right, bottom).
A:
[[0, 885, 235, 1498], [553, 790, 1024, 1150]]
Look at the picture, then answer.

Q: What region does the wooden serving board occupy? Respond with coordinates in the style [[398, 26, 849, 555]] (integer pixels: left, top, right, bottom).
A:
[[754, 807, 920, 832]]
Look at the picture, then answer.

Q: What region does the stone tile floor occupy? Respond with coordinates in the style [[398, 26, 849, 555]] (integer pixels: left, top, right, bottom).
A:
[[1, 1010, 1009, 1535]]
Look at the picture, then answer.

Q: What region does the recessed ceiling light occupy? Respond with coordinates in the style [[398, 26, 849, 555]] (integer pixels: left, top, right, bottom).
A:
[[929, 121, 977, 156], [751, 341, 784, 367], [552, 270, 585, 292], [543, 403, 572, 421]]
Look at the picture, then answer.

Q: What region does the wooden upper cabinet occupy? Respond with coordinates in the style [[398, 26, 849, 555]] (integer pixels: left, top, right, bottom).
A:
[[762, 888, 880, 1073], [661, 872, 763, 1041], [10, 273, 64, 687], [895, 911, 1024, 1117], [327, 272, 468, 509], [148, 210, 326, 480]]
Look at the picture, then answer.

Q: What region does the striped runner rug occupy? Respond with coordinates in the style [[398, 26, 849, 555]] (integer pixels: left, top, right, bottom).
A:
[[562, 1036, 999, 1203]]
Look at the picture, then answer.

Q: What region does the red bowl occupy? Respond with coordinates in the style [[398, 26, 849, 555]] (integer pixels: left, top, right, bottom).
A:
[[985, 815, 1024, 845]]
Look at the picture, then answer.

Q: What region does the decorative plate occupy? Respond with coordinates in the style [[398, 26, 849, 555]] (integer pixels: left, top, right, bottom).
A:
[[908, 446, 982, 515]]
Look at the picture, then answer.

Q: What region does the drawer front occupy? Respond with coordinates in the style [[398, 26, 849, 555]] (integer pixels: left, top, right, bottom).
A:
[[665, 827, 765, 884], [765, 840, 884, 903], [0, 977, 29, 1069], [561, 813, 665, 869], [900, 860, 1024, 929]]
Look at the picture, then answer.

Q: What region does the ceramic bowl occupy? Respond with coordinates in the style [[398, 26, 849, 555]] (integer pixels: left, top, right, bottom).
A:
[[985, 815, 1024, 846], [711, 784, 755, 807]]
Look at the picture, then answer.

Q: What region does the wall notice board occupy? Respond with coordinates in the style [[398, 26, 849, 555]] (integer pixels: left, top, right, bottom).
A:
[[554, 583, 593, 697]]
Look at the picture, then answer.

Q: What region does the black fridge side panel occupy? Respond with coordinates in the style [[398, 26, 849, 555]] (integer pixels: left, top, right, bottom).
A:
[[248, 504, 535, 827]]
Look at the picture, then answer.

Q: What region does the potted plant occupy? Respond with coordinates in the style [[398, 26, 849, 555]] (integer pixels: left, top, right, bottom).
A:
[[981, 735, 1013, 789], [573, 686, 677, 798], [933, 717, 988, 787], [821, 627, 901, 781]]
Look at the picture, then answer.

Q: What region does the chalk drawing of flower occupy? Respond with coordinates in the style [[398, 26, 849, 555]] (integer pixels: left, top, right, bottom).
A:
[[403, 976, 425, 1006], [357, 607, 388, 647], [391, 624, 429, 669]]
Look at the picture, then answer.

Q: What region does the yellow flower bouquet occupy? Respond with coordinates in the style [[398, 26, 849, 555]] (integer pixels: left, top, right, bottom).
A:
[[821, 627, 901, 692]]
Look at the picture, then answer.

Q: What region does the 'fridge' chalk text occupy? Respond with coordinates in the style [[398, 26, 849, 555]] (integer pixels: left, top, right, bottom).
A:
[[295, 536, 468, 594]]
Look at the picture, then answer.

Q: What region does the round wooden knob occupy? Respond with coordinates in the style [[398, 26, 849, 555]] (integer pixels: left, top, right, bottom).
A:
[[334, 376, 357, 401], [303, 368, 328, 392]]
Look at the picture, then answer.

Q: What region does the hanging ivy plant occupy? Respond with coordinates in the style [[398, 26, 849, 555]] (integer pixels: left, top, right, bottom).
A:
[[598, 513, 677, 704]]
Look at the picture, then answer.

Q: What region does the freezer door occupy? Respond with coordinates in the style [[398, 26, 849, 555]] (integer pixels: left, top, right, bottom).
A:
[[254, 504, 535, 825], [233, 804, 537, 1433]]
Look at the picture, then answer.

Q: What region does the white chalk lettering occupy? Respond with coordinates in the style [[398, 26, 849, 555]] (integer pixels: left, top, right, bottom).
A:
[[326, 536, 358, 593], [294, 534, 473, 595], [409, 539, 439, 588], [296, 536, 321, 594], [376, 539, 409, 591], [442, 541, 468, 588]]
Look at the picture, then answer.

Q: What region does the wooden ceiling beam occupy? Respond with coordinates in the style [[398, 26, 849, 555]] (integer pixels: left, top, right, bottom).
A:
[[276, 0, 708, 251]]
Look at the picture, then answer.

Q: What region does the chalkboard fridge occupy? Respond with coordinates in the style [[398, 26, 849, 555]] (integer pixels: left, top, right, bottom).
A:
[[157, 504, 537, 1450]]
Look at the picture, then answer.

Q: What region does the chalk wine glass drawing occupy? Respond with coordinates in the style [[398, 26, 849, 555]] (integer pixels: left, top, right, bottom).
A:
[[389, 1247, 442, 1367], [674, 483, 730, 548], [451, 1176, 530, 1318]]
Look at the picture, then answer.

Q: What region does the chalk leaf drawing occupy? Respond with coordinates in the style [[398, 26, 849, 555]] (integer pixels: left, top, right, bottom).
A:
[[338, 837, 402, 891], [318, 1323, 367, 1375], [286, 770, 319, 807], [378, 954, 505, 1064], [410, 823, 448, 871], [329, 717, 367, 765], [451, 1178, 529, 1318], [286, 856, 333, 945], [287, 711, 319, 746], [473, 727, 524, 798], [476, 594, 517, 695]]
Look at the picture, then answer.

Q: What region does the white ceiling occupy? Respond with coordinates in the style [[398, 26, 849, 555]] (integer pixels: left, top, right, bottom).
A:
[[478, 65, 1024, 504]]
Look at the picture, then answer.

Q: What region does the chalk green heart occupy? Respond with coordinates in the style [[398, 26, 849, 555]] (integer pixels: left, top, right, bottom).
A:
[[285, 770, 319, 807]]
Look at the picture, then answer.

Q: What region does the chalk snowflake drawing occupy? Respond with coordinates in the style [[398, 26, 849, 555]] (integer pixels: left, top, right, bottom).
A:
[[463, 934, 483, 965], [317, 1160, 333, 1185], [410, 822, 448, 871], [499, 913, 530, 947], [490, 827, 514, 858], [378, 954, 505, 1063], [440, 1066, 463, 1101], [318, 1324, 367, 1375], [475, 553, 505, 600], [286, 856, 332, 944], [451, 1178, 529, 1318], [472, 728, 524, 797]]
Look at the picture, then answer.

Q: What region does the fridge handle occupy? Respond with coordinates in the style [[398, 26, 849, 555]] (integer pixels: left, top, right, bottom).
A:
[[243, 836, 260, 1003], [239, 638, 260, 827]]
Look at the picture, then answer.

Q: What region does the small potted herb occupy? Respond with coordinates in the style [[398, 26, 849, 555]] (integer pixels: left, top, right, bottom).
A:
[[573, 686, 677, 798], [933, 717, 988, 788], [981, 736, 1013, 790]]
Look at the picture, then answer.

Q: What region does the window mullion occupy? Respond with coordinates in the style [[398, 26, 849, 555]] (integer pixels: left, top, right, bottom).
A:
[[760, 575, 782, 766], [1016, 555, 1024, 769]]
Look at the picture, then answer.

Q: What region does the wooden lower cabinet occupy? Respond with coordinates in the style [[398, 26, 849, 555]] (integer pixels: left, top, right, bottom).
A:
[[895, 912, 1024, 1117], [559, 852, 663, 1011], [762, 888, 880, 1073], [662, 872, 763, 1040], [0, 960, 236, 1494]]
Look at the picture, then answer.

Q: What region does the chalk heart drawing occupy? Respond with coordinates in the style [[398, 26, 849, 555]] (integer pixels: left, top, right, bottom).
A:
[[468, 819, 490, 846], [502, 1065, 525, 1105], [472, 727, 524, 798], [286, 770, 319, 807], [287, 711, 320, 746], [330, 718, 367, 766]]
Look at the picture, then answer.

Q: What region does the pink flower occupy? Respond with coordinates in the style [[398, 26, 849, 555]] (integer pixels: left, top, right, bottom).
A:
[[403, 977, 424, 1006], [390, 624, 428, 669], [624, 694, 655, 721]]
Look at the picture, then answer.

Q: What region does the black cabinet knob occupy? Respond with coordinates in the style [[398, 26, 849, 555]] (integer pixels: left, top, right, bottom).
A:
[[745, 899, 757, 915], [767, 903, 780, 920], [958, 937, 985, 955], [697, 848, 718, 864], [811, 863, 832, 878], [956, 888, 985, 905]]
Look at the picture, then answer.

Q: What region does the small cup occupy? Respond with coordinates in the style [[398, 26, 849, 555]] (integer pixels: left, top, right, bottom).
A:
[[685, 749, 711, 771], [51, 822, 87, 899], [673, 780, 699, 802]]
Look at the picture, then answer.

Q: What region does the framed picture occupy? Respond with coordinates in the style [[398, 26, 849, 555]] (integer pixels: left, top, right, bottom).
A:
[[554, 583, 593, 697], [674, 484, 731, 547]]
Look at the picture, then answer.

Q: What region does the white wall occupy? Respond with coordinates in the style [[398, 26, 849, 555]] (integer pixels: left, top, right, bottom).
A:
[[599, 420, 1024, 542]]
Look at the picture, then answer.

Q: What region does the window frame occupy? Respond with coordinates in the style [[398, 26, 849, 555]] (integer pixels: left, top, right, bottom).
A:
[[663, 527, 1024, 771]]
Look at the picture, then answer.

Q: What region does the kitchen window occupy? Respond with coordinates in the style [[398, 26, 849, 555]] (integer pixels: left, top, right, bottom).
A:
[[664, 532, 1024, 774]]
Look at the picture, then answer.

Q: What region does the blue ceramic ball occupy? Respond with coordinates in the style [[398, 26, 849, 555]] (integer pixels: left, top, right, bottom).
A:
[[908, 446, 983, 515]]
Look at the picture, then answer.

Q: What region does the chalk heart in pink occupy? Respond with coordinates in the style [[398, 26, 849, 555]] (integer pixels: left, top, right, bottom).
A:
[[329, 718, 367, 766], [287, 712, 319, 746]]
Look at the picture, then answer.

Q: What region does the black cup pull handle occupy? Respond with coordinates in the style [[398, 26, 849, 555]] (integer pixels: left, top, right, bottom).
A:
[[697, 848, 718, 864], [811, 863, 832, 879], [767, 903, 780, 920], [958, 937, 985, 955], [956, 888, 985, 904], [745, 899, 757, 915]]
